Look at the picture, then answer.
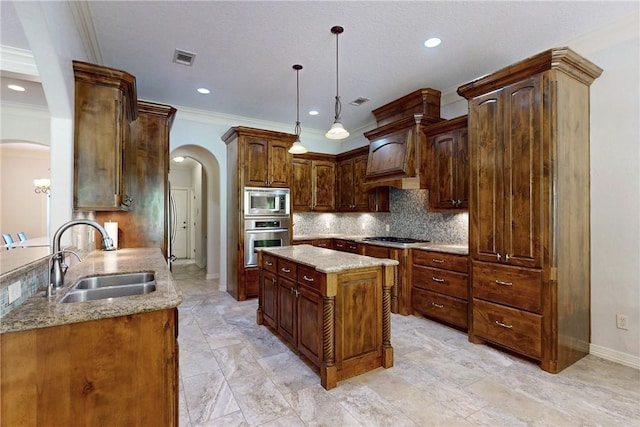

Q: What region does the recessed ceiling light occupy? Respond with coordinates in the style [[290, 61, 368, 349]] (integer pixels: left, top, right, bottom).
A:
[[308, 110, 319, 116], [424, 37, 441, 48], [173, 156, 185, 163], [8, 84, 25, 92], [197, 88, 210, 94]]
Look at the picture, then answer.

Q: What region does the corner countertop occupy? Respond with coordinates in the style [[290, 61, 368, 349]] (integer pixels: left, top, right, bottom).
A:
[[293, 234, 468, 255], [0, 248, 182, 334], [262, 244, 398, 273]]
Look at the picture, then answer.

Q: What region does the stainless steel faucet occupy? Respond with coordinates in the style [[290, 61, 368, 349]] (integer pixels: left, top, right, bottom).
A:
[[50, 219, 116, 288]]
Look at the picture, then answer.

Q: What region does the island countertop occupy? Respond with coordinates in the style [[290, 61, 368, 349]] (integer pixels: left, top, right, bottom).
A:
[[0, 248, 182, 334], [261, 244, 399, 273]]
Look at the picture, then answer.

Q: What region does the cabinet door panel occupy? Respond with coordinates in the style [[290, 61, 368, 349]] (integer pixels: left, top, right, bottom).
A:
[[262, 270, 278, 327], [314, 161, 336, 211], [503, 78, 543, 268], [297, 286, 323, 367], [269, 140, 292, 187], [337, 161, 355, 211], [292, 158, 312, 211], [353, 156, 370, 210], [245, 137, 269, 187], [277, 277, 297, 345], [470, 93, 504, 263], [432, 133, 456, 209], [454, 129, 469, 209]]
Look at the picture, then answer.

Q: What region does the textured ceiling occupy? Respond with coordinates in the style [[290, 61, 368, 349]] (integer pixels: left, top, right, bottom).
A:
[[3, 1, 638, 135]]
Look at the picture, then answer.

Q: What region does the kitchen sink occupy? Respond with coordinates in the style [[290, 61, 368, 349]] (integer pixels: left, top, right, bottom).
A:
[[72, 272, 155, 289], [59, 272, 157, 303]]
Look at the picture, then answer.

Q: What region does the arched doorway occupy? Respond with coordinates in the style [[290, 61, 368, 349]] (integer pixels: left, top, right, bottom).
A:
[[169, 145, 221, 284]]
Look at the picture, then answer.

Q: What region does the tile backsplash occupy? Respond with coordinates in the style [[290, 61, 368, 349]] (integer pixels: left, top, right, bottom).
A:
[[293, 188, 468, 244]]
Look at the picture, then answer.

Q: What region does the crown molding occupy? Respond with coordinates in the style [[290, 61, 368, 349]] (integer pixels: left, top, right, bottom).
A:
[[68, 1, 103, 65], [0, 45, 38, 76]]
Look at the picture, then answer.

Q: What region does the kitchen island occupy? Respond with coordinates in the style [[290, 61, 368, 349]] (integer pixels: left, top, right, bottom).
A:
[[257, 245, 397, 390], [1, 248, 182, 426]]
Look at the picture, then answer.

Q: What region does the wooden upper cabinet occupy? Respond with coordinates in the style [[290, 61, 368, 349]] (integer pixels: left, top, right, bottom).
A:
[[244, 136, 292, 187], [73, 60, 137, 211], [292, 154, 336, 212], [337, 147, 389, 213], [424, 116, 469, 211], [469, 77, 543, 269]]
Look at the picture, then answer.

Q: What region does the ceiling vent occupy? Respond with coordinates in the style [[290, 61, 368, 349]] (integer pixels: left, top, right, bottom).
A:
[[173, 49, 196, 66], [349, 97, 370, 106]]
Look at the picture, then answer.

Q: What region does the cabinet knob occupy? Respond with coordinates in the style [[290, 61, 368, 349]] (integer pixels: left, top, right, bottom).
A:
[[505, 254, 511, 262], [496, 253, 502, 261]]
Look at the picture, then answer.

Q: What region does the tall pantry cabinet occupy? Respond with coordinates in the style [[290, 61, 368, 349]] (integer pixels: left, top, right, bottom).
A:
[[457, 47, 602, 373]]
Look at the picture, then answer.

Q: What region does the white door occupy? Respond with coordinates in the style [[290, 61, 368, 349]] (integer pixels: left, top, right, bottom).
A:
[[171, 188, 189, 259]]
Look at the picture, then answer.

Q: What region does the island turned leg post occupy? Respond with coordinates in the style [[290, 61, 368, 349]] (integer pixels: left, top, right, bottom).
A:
[[321, 295, 337, 390], [382, 265, 394, 368]]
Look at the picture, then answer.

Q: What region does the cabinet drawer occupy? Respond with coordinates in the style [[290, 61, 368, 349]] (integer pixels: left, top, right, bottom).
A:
[[263, 254, 278, 273], [412, 288, 468, 329], [472, 299, 542, 359], [313, 239, 332, 249], [297, 265, 324, 292], [412, 265, 468, 300], [413, 250, 468, 273], [472, 262, 542, 313], [277, 259, 297, 281]]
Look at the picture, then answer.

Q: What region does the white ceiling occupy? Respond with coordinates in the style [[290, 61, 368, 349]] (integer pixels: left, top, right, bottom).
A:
[[2, 1, 638, 135]]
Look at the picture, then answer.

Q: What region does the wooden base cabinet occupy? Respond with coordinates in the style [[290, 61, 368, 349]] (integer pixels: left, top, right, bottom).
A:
[[411, 249, 469, 329], [1, 309, 178, 426], [457, 47, 602, 373], [257, 250, 394, 390]]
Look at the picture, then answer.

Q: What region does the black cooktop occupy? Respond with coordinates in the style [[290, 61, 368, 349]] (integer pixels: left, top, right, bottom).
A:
[[363, 236, 430, 244]]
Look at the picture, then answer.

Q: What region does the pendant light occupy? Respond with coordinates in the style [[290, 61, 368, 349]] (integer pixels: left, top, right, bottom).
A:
[[288, 64, 308, 154], [325, 25, 349, 140]]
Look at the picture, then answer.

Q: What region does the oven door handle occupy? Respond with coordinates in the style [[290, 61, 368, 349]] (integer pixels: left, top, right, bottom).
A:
[[245, 228, 289, 234]]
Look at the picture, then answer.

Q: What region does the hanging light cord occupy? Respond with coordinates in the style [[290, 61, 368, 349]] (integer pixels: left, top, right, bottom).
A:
[[333, 28, 342, 122], [294, 65, 302, 138]]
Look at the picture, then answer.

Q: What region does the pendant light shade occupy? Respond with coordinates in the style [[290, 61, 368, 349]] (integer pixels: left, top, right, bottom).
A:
[[325, 26, 349, 140], [289, 64, 308, 154]]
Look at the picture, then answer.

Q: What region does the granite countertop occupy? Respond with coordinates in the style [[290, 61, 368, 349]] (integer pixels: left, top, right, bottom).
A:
[[0, 248, 182, 334], [293, 234, 469, 255], [262, 244, 398, 273]]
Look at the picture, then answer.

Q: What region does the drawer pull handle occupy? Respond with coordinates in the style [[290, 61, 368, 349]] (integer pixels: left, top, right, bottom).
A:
[[495, 320, 513, 329], [266, 261, 273, 266], [431, 258, 445, 264], [431, 277, 445, 283], [495, 280, 513, 286], [281, 267, 291, 273], [303, 275, 314, 282], [431, 302, 444, 309]]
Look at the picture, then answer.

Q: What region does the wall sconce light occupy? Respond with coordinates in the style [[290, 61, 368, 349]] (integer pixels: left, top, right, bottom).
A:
[[34, 178, 50, 194]]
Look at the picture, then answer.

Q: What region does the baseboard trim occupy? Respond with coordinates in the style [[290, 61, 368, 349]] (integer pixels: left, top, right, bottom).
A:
[[590, 344, 640, 369]]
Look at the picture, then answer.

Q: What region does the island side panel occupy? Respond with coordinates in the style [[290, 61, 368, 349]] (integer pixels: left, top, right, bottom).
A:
[[334, 267, 386, 382]]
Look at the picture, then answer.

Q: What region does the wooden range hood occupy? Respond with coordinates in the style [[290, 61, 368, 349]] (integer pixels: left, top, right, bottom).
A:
[[363, 88, 442, 190]]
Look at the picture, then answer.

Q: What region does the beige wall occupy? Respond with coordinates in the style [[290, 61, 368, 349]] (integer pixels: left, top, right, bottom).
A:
[[0, 145, 50, 239]]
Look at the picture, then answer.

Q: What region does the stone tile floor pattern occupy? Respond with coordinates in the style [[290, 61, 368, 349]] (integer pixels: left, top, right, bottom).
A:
[[172, 261, 640, 426]]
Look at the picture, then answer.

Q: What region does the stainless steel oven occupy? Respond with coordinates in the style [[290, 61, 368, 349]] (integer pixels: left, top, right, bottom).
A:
[[244, 187, 290, 216], [244, 217, 290, 267]]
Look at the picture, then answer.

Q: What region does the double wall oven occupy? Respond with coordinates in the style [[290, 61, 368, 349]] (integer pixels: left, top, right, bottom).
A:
[[244, 187, 290, 267]]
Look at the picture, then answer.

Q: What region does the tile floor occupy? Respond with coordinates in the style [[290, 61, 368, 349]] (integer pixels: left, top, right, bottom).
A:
[[172, 261, 639, 426]]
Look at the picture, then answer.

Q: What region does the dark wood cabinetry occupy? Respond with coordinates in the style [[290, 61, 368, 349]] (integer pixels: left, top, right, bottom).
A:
[[457, 47, 602, 373], [1, 308, 178, 426], [423, 116, 469, 211], [95, 100, 176, 255], [336, 147, 389, 212], [292, 154, 336, 212], [245, 136, 293, 188], [222, 127, 296, 301], [73, 60, 137, 211], [257, 247, 394, 390], [411, 249, 469, 329]]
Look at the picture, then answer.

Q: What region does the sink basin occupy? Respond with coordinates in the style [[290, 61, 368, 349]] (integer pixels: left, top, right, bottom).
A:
[[60, 272, 157, 303], [72, 272, 155, 289], [60, 282, 156, 303]]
